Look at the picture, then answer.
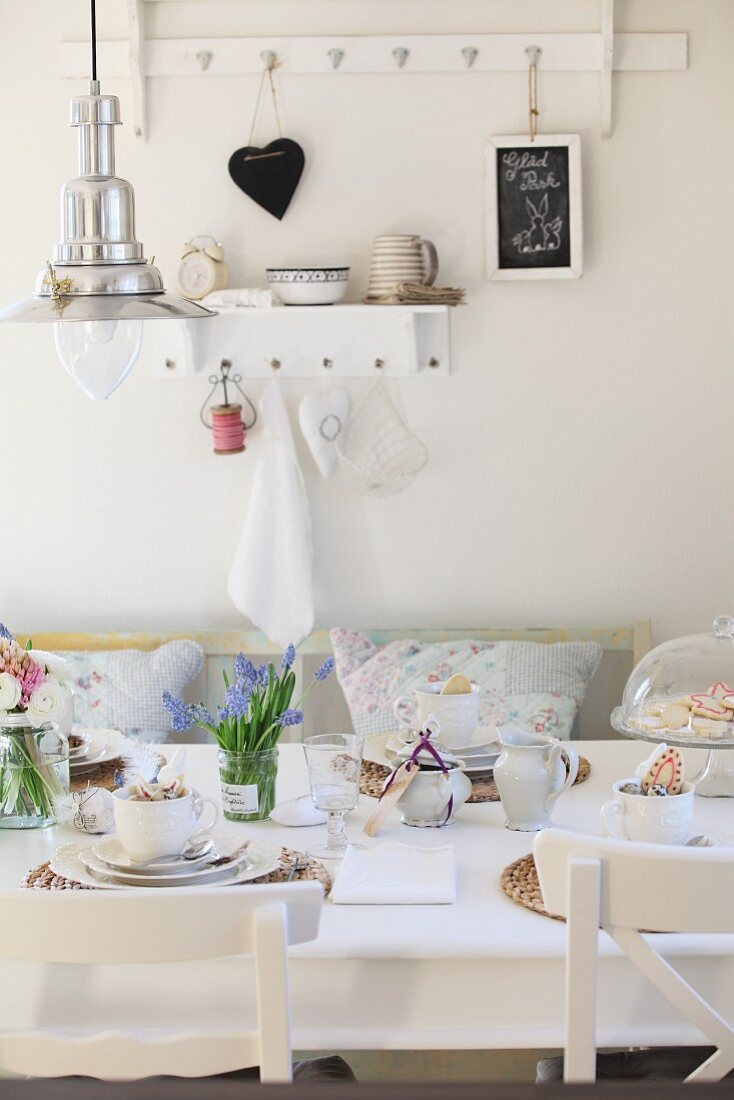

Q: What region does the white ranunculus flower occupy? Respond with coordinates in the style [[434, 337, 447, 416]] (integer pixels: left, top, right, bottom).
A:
[[0, 672, 22, 712], [29, 650, 72, 683], [26, 676, 71, 729]]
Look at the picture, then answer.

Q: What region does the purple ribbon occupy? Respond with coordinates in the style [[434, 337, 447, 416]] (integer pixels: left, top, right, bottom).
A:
[[380, 728, 454, 825]]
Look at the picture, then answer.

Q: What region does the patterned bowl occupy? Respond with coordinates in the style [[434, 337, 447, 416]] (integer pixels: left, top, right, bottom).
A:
[[266, 267, 350, 305]]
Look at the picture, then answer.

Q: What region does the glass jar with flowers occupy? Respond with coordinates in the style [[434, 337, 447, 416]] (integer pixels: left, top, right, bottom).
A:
[[163, 644, 335, 822], [0, 624, 73, 828]]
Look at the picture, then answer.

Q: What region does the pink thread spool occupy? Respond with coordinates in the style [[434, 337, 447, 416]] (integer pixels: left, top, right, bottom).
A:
[[200, 360, 256, 455], [211, 404, 246, 455]]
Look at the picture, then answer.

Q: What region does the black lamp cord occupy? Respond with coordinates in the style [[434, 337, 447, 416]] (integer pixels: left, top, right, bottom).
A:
[[90, 0, 97, 82]]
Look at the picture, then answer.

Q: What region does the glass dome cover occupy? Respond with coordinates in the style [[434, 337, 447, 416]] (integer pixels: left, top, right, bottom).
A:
[[612, 615, 734, 748]]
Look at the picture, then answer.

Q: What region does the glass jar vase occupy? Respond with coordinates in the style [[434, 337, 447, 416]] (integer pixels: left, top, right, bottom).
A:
[[217, 747, 278, 822], [0, 715, 69, 829]]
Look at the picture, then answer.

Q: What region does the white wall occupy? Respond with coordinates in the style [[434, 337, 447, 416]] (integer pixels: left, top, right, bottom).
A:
[[0, 0, 732, 645]]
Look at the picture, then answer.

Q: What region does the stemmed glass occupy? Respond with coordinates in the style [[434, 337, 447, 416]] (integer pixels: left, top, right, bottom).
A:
[[303, 734, 364, 860]]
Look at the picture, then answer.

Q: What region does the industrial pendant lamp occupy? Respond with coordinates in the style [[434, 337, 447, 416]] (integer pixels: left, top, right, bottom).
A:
[[0, 0, 213, 399]]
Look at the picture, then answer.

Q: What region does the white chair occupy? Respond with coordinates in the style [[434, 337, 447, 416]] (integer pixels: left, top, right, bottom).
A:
[[0, 882, 323, 1082], [534, 828, 734, 1084]]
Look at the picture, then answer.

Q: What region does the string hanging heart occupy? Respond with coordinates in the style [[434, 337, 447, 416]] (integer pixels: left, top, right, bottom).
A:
[[228, 57, 305, 220]]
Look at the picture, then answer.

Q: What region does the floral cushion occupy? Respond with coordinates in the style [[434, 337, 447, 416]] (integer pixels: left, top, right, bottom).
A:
[[64, 641, 204, 739], [330, 629, 603, 740]]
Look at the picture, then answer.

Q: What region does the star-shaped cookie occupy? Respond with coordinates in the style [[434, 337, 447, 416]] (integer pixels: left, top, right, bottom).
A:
[[687, 682, 733, 719]]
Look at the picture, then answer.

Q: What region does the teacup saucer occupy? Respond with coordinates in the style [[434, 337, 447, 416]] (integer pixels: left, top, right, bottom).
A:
[[92, 832, 245, 874]]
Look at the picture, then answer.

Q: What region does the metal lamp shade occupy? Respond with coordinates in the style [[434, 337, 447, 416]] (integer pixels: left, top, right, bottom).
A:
[[0, 83, 215, 329], [0, 293, 213, 324]]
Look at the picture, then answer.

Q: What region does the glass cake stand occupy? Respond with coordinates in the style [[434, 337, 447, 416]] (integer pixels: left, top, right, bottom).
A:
[[611, 615, 734, 797]]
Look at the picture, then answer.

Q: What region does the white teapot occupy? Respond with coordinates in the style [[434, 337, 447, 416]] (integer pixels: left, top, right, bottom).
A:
[[391, 745, 472, 828], [493, 725, 579, 832]]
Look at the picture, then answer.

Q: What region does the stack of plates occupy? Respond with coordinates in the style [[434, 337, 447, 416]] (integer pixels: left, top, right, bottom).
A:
[[50, 833, 281, 890], [364, 730, 500, 778], [68, 729, 124, 777]]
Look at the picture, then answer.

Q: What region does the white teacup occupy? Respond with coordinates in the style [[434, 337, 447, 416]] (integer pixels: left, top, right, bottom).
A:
[[600, 779, 694, 845], [112, 786, 219, 863], [393, 682, 481, 749]]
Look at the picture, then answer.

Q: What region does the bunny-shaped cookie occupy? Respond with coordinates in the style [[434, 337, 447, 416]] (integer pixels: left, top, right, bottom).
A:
[[526, 194, 549, 251]]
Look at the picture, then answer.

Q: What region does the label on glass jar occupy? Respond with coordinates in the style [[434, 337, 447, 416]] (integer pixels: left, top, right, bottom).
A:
[[221, 782, 259, 815]]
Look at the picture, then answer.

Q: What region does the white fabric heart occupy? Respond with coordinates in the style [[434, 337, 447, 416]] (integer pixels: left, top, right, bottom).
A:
[[298, 387, 350, 478]]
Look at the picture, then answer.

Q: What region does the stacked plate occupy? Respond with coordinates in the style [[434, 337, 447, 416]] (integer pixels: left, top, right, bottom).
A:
[[51, 833, 281, 890], [364, 730, 500, 777], [69, 729, 123, 777]]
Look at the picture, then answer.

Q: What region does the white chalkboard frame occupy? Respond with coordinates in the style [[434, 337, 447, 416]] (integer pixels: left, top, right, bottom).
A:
[[485, 133, 583, 281]]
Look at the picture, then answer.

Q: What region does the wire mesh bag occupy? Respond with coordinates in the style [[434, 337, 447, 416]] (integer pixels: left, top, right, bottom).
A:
[[336, 382, 428, 497]]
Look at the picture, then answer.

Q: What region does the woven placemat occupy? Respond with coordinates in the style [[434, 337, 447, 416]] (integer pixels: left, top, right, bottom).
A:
[[70, 751, 167, 794], [500, 853, 560, 921], [360, 755, 590, 804], [21, 846, 332, 895], [70, 757, 125, 793]]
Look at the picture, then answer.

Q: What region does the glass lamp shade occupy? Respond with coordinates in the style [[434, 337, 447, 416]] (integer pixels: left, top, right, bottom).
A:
[[0, 291, 214, 400], [53, 318, 143, 400]]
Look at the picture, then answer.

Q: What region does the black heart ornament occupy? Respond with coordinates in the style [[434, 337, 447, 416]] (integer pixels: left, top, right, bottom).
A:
[[228, 138, 305, 221]]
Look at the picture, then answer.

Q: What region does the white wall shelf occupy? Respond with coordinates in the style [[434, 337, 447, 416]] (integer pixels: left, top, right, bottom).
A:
[[153, 304, 452, 380], [60, 2, 688, 141]]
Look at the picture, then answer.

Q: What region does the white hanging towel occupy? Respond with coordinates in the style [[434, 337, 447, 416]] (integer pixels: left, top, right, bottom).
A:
[[227, 378, 314, 647]]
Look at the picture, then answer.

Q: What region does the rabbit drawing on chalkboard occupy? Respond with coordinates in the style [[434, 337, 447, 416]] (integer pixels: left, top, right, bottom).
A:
[[527, 194, 549, 250], [543, 216, 562, 251], [512, 194, 563, 254]]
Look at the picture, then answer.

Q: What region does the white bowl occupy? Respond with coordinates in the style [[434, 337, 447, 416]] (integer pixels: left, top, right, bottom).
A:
[[266, 267, 350, 306]]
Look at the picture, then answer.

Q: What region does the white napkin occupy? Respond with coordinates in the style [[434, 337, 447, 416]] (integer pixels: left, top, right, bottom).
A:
[[201, 287, 274, 308], [227, 378, 314, 647], [331, 842, 456, 905], [270, 795, 327, 827]]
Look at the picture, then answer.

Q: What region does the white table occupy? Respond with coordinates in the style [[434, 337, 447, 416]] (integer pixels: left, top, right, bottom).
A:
[[1, 740, 733, 1053]]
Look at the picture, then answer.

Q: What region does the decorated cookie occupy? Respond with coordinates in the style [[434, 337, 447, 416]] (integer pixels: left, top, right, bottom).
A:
[[644, 703, 665, 718], [691, 717, 727, 739], [660, 703, 691, 731], [722, 693, 734, 712], [641, 745, 684, 795], [440, 674, 473, 696], [688, 682, 733, 719]]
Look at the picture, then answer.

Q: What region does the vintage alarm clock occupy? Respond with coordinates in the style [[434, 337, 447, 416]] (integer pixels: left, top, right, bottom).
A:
[[177, 235, 229, 300]]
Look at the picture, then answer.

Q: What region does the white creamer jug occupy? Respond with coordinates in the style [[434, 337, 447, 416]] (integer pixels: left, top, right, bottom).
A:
[[493, 725, 579, 831]]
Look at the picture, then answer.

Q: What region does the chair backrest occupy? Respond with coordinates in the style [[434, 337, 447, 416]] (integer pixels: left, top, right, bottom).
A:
[[0, 882, 323, 964], [534, 829, 734, 934], [0, 883, 323, 1082]]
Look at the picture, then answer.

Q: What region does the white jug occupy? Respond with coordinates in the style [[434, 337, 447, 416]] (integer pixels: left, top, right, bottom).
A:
[[493, 725, 579, 832]]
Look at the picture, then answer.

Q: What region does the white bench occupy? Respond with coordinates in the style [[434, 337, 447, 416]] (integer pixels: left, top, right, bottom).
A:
[[21, 623, 651, 743]]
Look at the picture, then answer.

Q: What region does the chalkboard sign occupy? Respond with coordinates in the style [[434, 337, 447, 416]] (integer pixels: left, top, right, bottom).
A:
[[485, 134, 582, 280]]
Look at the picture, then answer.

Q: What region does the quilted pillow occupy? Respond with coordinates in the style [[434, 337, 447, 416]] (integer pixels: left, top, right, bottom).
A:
[[64, 641, 204, 739], [330, 629, 603, 740]]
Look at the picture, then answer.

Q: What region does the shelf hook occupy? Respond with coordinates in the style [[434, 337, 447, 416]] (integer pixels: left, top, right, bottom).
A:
[[260, 50, 278, 71], [328, 48, 345, 70], [392, 47, 409, 69], [196, 49, 213, 72], [461, 47, 478, 69]]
